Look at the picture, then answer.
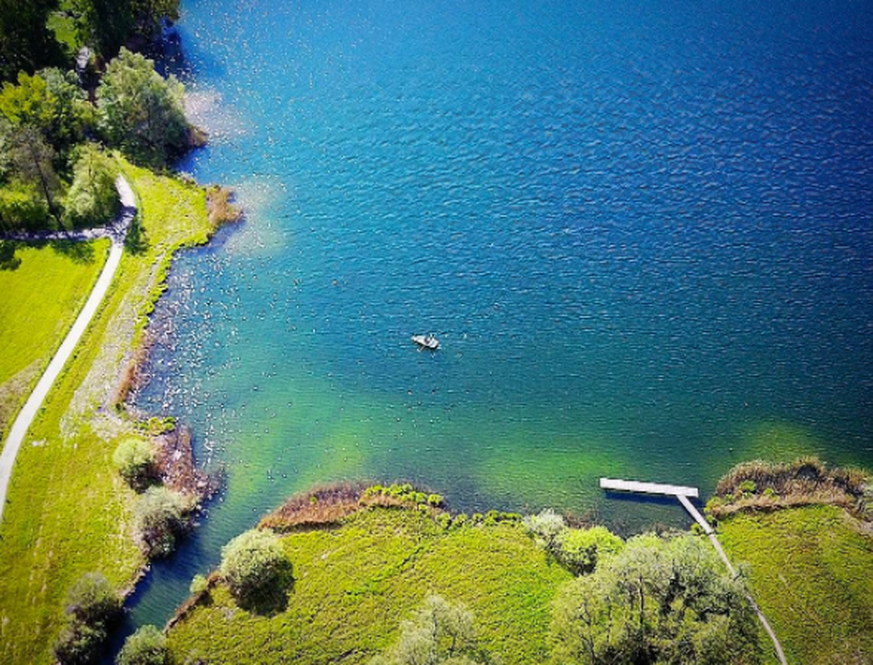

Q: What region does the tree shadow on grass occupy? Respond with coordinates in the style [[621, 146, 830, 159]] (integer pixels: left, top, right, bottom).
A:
[[50, 238, 96, 264], [238, 563, 295, 617], [124, 219, 149, 255], [0, 241, 21, 270]]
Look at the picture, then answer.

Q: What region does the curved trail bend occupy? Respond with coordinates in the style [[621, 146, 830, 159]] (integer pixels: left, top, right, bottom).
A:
[[0, 176, 136, 526]]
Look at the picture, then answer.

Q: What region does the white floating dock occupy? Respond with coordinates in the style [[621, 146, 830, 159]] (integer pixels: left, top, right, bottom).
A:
[[599, 477, 699, 498]]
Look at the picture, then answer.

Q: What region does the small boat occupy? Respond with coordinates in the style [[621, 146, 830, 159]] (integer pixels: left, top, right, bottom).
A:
[[411, 334, 440, 350]]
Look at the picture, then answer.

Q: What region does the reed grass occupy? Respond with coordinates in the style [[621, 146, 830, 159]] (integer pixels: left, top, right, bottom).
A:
[[708, 457, 870, 520]]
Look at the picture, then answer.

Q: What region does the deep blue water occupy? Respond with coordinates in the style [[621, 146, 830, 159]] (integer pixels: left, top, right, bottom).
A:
[[126, 0, 873, 636]]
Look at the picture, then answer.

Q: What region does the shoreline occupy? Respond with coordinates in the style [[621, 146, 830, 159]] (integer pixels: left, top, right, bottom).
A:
[[0, 161, 237, 665]]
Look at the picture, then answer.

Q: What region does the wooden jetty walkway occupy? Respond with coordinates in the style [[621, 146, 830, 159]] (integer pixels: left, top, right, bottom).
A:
[[600, 476, 787, 665]]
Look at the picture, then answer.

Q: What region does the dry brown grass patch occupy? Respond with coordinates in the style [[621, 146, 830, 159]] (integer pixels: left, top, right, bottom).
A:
[[259, 483, 368, 532], [206, 186, 242, 230], [708, 457, 871, 519]]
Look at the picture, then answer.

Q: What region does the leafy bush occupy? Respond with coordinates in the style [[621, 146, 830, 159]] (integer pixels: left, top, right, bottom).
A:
[[54, 619, 106, 665], [63, 146, 119, 228], [189, 574, 208, 596], [361, 483, 444, 511], [738, 480, 757, 494], [54, 573, 121, 665], [65, 573, 122, 626], [133, 486, 190, 557], [112, 437, 156, 490], [554, 526, 624, 575], [0, 181, 49, 230], [220, 529, 291, 607], [116, 625, 167, 665], [522, 509, 565, 547]]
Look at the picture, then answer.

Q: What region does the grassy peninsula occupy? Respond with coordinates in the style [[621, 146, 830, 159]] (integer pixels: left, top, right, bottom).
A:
[[169, 507, 569, 664], [162, 484, 761, 665], [157, 462, 873, 665]]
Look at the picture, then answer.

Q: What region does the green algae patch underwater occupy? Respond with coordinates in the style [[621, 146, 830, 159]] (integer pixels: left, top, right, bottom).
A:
[[166, 503, 571, 665]]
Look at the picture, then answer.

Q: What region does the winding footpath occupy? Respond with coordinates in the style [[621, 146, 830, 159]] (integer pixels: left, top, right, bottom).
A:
[[0, 176, 136, 526]]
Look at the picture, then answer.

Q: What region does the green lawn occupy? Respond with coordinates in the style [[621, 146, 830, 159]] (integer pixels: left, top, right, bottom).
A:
[[718, 505, 873, 665], [0, 161, 214, 665], [168, 507, 571, 665], [0, 240, 110, 441]]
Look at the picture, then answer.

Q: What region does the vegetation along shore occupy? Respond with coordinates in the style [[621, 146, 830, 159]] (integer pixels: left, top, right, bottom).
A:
[[154, 460, 871, 665], [1, 2, 871, 665], [0, 0, 240, 662]]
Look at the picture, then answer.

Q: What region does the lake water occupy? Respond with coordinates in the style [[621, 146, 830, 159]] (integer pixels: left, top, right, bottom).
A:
[[127, 0, 873, 634]]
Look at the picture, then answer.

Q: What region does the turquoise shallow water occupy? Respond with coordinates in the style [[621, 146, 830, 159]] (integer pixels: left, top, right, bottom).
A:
[[126, 0, 873, 634]]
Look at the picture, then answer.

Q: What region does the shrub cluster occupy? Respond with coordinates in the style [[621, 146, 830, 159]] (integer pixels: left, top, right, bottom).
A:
[[133, 486, 191, 557], [550, 534, 760, 665], [116, 625, 167, 665], [361, 483, 444, 508], [554, 526, 625, 575], [53, 573, 121, 665], [112, 437, 156, 491], [220, 529, 292, 608], [435, 509, 521, 531], [522, 509, 626, 576]]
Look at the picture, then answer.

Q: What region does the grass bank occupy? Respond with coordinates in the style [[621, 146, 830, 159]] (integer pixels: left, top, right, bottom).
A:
[[718, 504, 873, 664], [0, 239, 110, 441], [167, 506, 571, 665], [0, 160, 216, 664]]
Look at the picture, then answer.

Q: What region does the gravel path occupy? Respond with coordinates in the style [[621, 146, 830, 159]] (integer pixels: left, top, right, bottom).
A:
[[0, 176, 136, 526]]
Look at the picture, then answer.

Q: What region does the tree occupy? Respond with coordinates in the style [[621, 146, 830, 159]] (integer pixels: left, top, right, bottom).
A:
[[133, 486, 190, 557], [550, 534, 760, 665], [0, 70, 87, 166], [73, 0, 180, 58], [0, 123, 62, 223], [112, 437, 155, 490], [64, 145, 119, 228], [54, 619, 107, 665], [370, 595, 494, 665], [220, 528, 291, 607], [116, 625, 168, 665], [0, 0, 63, 81], [522, 508, 565, 549], [0, 70, 89, 227], [554, 526, 624, 575], [38, 67, 91, 156], [96, 48, 189, 165], [54, 573, 122, 665]]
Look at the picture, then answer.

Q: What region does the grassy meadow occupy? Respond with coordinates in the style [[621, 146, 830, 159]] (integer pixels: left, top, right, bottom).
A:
[[0, 240, 110, 441], [0, 161, 215, 665], [719, 504, 873, 664], [167, 507, 571, 665]]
